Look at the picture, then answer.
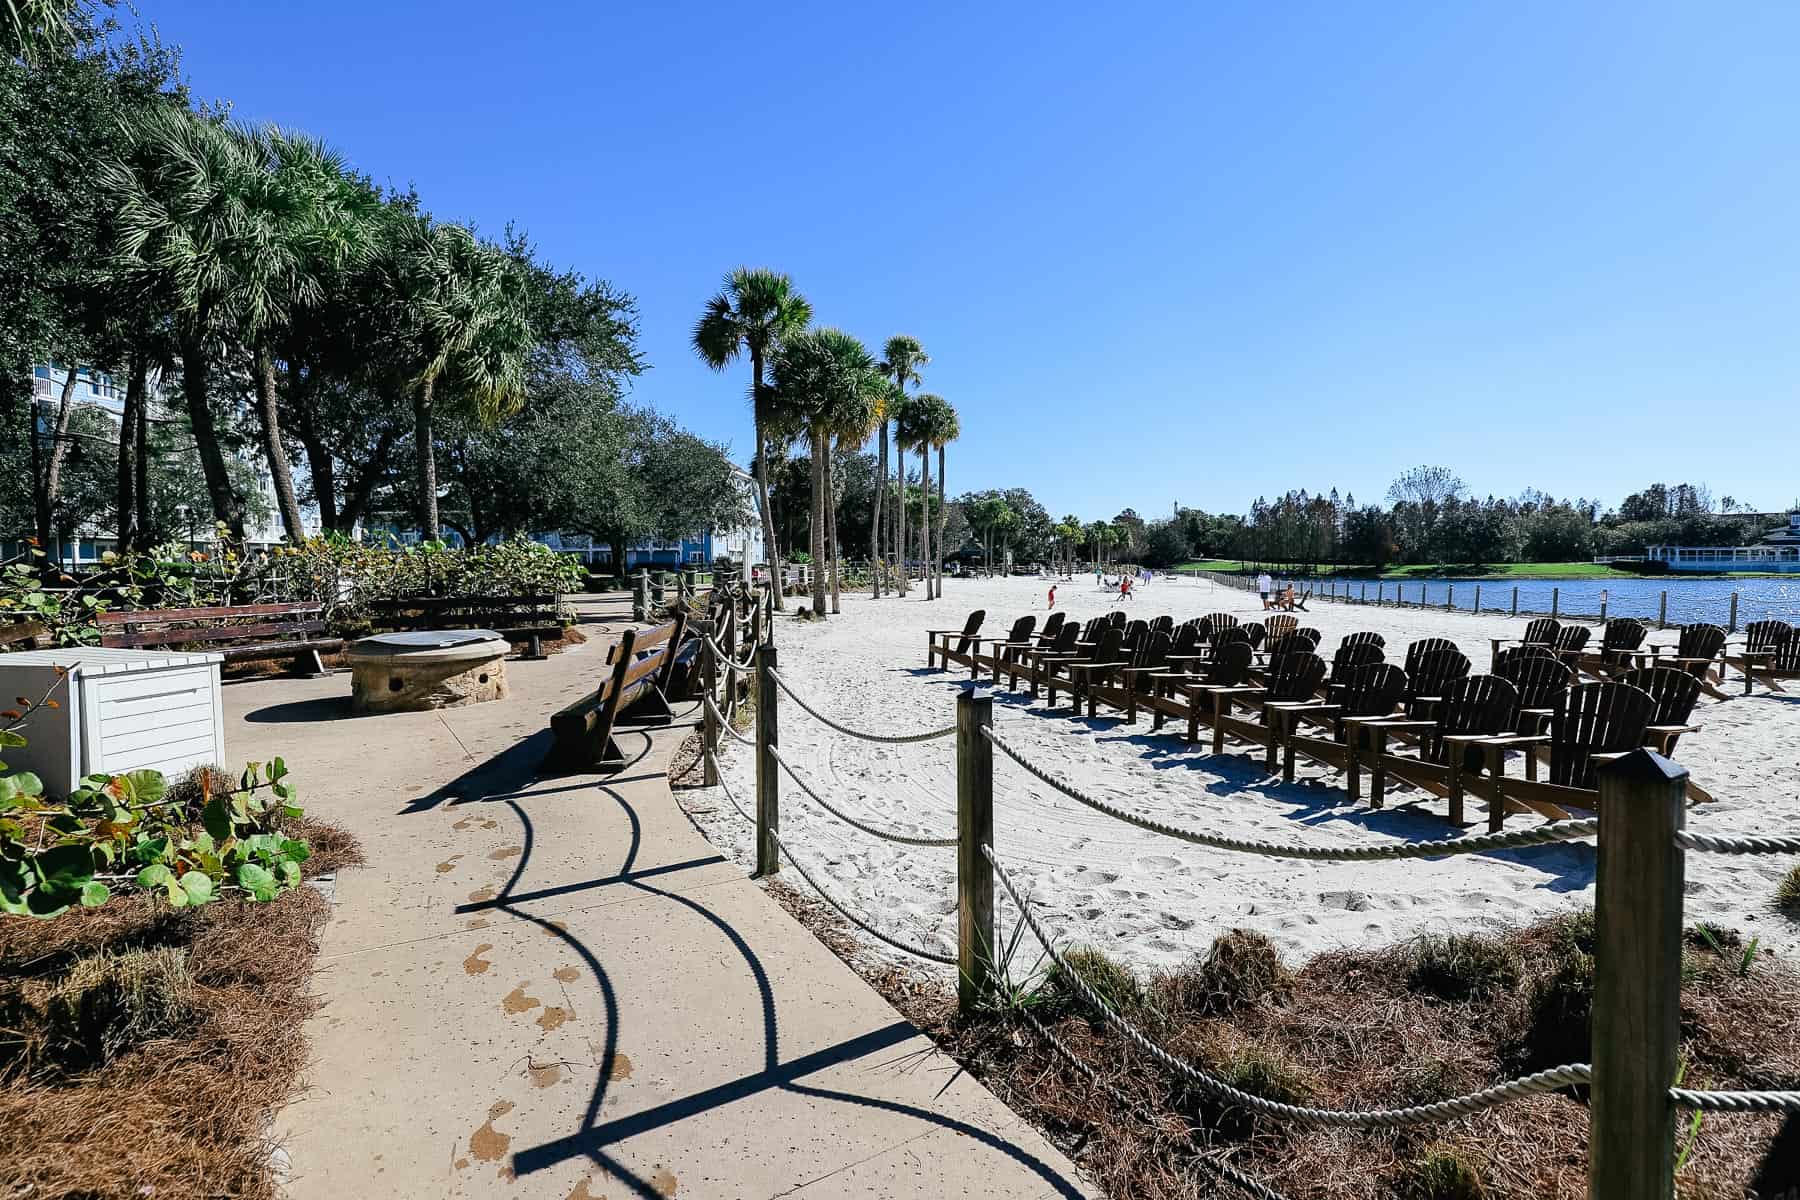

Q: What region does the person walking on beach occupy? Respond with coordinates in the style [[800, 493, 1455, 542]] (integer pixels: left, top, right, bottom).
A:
[[1257, 570, 1273, 609], [1047, 584, 1056, 610]]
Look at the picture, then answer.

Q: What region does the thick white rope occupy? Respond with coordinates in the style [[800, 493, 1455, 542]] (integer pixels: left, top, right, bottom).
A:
[[1670, 1089, 1800, 1113], [707, 749, 958, 966], [983, 726, 1598, 861], [768, 668, 956, 744], [1675, 831, 1800, 855], [985, 844, 1590, 1127], [767, 744, 959, 849], [702, 693, 755, 746], [703, 631, 758, 675]]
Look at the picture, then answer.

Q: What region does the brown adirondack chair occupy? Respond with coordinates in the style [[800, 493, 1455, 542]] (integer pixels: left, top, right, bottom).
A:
[[926, 609, 985, 670], [967, 614, 1037, 682], [1146, 639, 1255, 737], [1018, 620, 1082, 694], [1263, 614, 1298, 643], [1272, 662, 1411, 791], [1050, 625, 1124, 711], [1203, 650, 1329, 766], [1489, 617, 1561, 668], [1576, 617, 1648, 679], [1402, 646, 1472, 718], [1467, 681, 1658, 830], [1642, 623, 1730, 700], [1064, 625, 1137, 717], [1351, 674, 1523, 824], [1728, 620, 1795, 695], [1115, 630, 1174, 722], [1551, 625, 1591, 669]]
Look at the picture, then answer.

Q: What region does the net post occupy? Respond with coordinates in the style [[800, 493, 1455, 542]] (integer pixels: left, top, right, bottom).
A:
[[957, 689, 995, 1014]]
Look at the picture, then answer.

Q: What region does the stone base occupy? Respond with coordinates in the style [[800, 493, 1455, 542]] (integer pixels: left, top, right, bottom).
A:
[[346, 631, 511, 715]]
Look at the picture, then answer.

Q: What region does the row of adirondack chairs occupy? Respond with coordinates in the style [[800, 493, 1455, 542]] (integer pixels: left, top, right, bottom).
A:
[[926, 608, 1712, 829]]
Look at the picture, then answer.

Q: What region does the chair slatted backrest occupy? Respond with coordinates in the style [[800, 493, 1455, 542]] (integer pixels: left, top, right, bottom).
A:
[[1263, 633, 1306, 663], [1774, 636, 1800, 672], [1620, 666, 1703, 730], [1203, 612, 1239, 634], [1744, 619, 1793, 656], [1427, 675, 1521, 768], [1167, 623, 1201, 660], [1204, 639, 1255, 685], [1135, 630, 1171, 672], [1521, 617, 1561, 646], [1241, 621, 1267, 650], [1407, 647, 1471, 702], [1330, 640, 1385, 679], [1003, 614, 1037, 646], [1149, 615, 1174, 635], [1404, 637, 1459, 676], [1046, 622, 1081, 655], [1554, 626, 1591, 654], [1036, 611, 1067, 646], [1496, 650, 1574, 711], [1674, 623, 1727, 665], [1335, 662, 1410, 719], [1079, 616, 1108, 643], [1264, 614, 1298, 641], [1343, 630, 1386, 651], [1107, 610, 1127, 628], [953, 610, 986, 657], [1268, 651, 1327, 703], [1088, 625, 1125, 664], [1205, 640, 1255, 686], [1121, 619, 1149, 653], [1602, 618, 1648, 655], [1551, 682, 1655, 789], [1294, 627, 1323, 649], [1215, 626, 1251, 650]]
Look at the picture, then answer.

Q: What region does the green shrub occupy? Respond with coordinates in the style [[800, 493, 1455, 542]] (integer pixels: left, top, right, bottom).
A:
[[45, 947, 197, 1069], [1520, 953, 1593, 1071], [1405, 934, 1522, 1003], [1776, 867, 1800, 921], [1201, 1042, 1316, 1139], [1154, 929, 1290, 1017], [1046, 946, 1143, 1019], [1392, 1145, 1488, 1200], [1551, 908, 1595, 957]]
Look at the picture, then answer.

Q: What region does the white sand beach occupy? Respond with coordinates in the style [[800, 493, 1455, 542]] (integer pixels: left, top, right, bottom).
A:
[[685, 574, 1800, 978]]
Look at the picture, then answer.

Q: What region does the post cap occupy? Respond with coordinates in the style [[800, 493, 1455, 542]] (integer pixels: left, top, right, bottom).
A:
[[1597, 746, 1690, 785]]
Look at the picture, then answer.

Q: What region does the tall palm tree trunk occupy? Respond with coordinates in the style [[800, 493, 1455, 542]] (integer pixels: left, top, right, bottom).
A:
[[413, 375, 439, 542], [255, 345, 307, 543], [826, 444, 841, 614], [918, 445, 932, 600], [177, 328, 247, 539], [936, 444, 947, 597], [35, 364, 78, 553], [133, 361, 149, 542], [894, 421, 907, 595], [116, 351, 143, 553], [750, 347, 784, 610], [809, 430, 828, 614], [869, 423, 886, 597]]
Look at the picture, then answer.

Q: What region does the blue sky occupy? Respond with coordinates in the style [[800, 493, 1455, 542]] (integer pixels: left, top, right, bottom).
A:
[[158, 1, 1800, 522]]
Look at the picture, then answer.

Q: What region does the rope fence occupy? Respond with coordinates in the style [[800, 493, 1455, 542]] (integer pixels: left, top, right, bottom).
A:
[[685, 585, 1800, 1198]]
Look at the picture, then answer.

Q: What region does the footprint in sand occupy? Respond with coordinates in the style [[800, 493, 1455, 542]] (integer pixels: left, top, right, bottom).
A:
[[462, 944, 494, 975], [1137, 854, 1181, 870], [469, 1100, 513, 1163], [503, 983, 542, 1015], [435, 855, 463, 874]]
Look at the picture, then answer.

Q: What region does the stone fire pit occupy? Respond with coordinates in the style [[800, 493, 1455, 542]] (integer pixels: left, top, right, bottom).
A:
[[347, 630, 510, 715]]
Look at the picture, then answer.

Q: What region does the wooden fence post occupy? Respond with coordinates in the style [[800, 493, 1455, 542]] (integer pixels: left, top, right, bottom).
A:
[[1474, 584, 1481, 613], [755, 645, 780, 877], [1377, 582, 1385, 606], [1447, 584, 1454, 612], [956, 689, 995, 1013], [1658, 590, 1668, 629], [702, 641, 720, 787], [1512, 586, 1519, 617], [1600, 590, 1608, 621], [1729, 592, 1739, 633], [1361, 582, 1367, 603], [1590, 750, 1687, 1200], [1552, 587, 1560, 618]]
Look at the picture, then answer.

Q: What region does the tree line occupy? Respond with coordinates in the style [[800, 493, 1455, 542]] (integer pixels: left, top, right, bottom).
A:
[[1, 10, 743, 572]]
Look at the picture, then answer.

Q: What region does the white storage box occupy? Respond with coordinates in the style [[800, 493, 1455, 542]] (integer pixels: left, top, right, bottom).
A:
[[0, 647, 225, 798]]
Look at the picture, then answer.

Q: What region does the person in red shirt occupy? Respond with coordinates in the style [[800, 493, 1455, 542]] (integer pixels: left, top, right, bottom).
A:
[[1047, 584, 1057, 609]]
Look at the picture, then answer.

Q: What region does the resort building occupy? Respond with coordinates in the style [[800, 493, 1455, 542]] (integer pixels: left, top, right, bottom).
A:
[[1645, 509, 1800, 572]]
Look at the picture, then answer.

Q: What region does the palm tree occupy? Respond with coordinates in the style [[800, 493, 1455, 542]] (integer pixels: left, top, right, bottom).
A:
[[867, 378, 903, 596], [878, 336, 928, 595], [928, 399, 959, 597], [888, 390, 922, 593], [768, 328, 880, 615], [386, 218, 533, 542], [904, 394, 954, 600], [693, 269, 812, 610]]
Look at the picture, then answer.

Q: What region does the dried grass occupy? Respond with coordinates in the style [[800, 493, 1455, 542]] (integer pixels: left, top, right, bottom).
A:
[[0, 820, 359, 1199], [1777, 866, 1800, 921]]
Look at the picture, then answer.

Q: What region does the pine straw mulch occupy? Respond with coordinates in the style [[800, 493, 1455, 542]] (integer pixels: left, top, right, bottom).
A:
[[0, 817, 362, 1200]]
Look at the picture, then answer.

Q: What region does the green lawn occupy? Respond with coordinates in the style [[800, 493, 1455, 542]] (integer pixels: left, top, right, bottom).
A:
[[1174, 560, 1787, 580]]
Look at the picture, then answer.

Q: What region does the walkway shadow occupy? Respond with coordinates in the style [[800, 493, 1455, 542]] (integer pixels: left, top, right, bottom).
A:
[[244, 695, 353, 724]]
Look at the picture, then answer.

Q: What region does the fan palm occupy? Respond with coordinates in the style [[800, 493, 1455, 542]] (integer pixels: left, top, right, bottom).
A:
[[768, 328, 880, 615], [878, 336, 928, 594], [925, 398, 959, 597], [902, 393, 951, 600], [693, 268, 812, 608]]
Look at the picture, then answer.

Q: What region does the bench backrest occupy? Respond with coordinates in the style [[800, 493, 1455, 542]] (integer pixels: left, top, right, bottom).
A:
[[98, 602, 325, 649], [0, 619, 48, 648]]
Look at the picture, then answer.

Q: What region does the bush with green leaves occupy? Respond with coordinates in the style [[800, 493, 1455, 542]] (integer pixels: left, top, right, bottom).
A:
[[0, 731, 309, 919]]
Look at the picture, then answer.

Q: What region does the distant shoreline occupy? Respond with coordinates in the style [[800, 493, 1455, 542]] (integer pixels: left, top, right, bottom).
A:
[[1175, 559, 1795, 581]]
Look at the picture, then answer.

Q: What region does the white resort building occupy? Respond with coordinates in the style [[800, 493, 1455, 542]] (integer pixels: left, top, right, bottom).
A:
[[1645, 509, 1800, 573]]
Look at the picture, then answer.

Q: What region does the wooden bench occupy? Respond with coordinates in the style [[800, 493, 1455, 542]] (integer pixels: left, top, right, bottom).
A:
[[366, 594, 564, 659], [98, 603, 341, 675], [0, 619, 48, 651], [547, 613, 693, 770]]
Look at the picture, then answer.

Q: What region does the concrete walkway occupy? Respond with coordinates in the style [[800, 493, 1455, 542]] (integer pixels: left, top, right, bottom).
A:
[[243, 599, 1092, 1200]]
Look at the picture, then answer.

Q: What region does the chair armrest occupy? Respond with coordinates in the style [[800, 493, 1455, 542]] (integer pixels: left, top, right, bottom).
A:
[[1481, 733, 1551, 747], [1646, 724, 1701, 736], [1357, 718, 1437, 732]]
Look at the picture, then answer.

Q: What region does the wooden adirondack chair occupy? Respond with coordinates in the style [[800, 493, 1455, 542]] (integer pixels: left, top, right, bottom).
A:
[[1644, 623, 1730, 700], [1146, 639, 1255, 736], [1294, 627, 1323, 650], [1323, 640, 1385, 695], [1578, 617, 1648, 679], [968, 614, 1038, 682], [1263, 614, 1298, 643], [1272, 662, 1411, 791], [1729, 620, 1795, 695], [926, 609, 985, 670], [1202, 612, 1239, 637], [1241, 621, 1267, 652], [1494, 647, 1574, 735], [1018, 620, 1081, 693], [1490, 617, 1561, 668], [1352, 674, 1523, 824], [1403, 647, 1472, 718], [1203, 650, 1329, 766], [1115, 630, 1173, 722], [1051, 625, 1124, 711], [1403, 637, 1459, 674], [1468, 681, 1658, 830], [1551, 625, 1592, 668]]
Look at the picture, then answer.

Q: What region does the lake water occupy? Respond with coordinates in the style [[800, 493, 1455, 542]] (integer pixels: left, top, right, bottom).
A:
[[1300, 576, 1800, 627]]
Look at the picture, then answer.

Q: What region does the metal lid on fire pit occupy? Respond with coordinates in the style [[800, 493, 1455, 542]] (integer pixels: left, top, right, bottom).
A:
[[348, 629, 507, 656]]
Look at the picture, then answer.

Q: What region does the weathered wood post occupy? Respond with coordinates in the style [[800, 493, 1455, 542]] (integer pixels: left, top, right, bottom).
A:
[[1446, 583, 1454, 612], [1590, 750, 1687, 1200], [754, 645, 780, 877], [723, 607, 741, 716], [1511, 586, 1519, 616], [633, 569, 649, 621], [1474, 584, 1482, 613], [702, 640, 720, 787], [1600, 590, 1608, 621], [1361, 582, 1367, 603], [1658, 590, 1668, 629], [1729, 591, 1739, 633], [1378, 581, 1385, 605], [1552, 587, 1560, 618], [651, 570, 667, 607], [956, 689, 995, 1013]]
